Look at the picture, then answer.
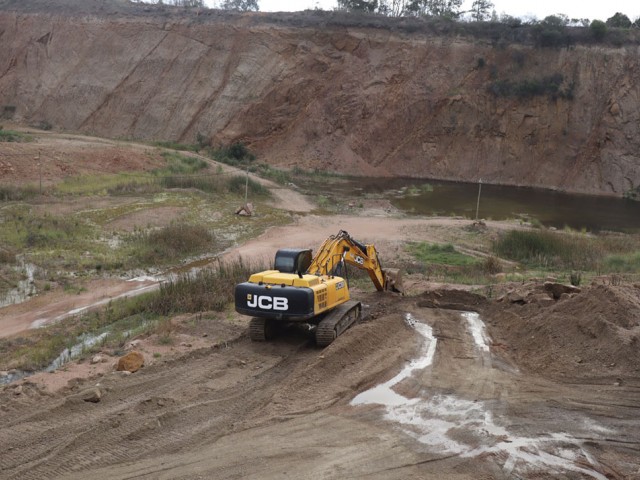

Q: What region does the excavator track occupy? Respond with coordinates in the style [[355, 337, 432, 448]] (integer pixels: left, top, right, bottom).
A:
[[315, 300, 362, 347], [249, 317, 275, 341]]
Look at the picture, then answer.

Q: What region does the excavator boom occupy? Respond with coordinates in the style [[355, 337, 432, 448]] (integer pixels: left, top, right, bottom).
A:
[[308, 230, 403, 293]]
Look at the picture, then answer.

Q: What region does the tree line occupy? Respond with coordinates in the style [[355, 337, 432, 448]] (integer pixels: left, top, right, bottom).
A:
[[133, 0, 639, 32]]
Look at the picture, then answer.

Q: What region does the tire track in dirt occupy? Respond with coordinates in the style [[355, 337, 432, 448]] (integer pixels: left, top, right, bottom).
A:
[[0, 334, 319, 479]]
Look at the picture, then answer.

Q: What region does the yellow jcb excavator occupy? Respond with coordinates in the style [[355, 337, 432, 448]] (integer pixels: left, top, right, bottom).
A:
[[234, 230, 403, 346]]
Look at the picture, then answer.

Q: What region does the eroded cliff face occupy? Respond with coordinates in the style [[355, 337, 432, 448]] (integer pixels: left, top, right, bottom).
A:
[[1, 3, 639, 196]]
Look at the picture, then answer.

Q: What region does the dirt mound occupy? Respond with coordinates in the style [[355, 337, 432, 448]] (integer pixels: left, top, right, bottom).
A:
[[487, 284, 640, 380], [417, 288, 487, 311], [261, 308, 418, 418]]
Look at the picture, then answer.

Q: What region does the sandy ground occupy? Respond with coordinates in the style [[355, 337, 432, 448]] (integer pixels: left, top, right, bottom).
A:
[[1, 291, 639, 479]]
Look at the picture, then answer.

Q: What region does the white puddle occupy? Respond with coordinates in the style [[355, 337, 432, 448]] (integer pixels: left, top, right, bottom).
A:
[[1, 262, 37, 308], [46, 331, 110, 371], [350, 312, 608, 480], [462, 311, 490, 352], [351, 314, 437, 407]]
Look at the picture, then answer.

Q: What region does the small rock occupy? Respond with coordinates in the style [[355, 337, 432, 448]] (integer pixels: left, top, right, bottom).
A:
[[544, 282, 581, 300], [0, 370, 8, 377], [528, 293, 555, 306], [90, 355, 103, 365], [128, 340, 141, 348], [79, 387, 102, 403], [202, 333, 208, 338], [180, 342, 192, 348], [13, 385, 23, 396], [506, 290, 525, 304], [116, 351, 144, 373]]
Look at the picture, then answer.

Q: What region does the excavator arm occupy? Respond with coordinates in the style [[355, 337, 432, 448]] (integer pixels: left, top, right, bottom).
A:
[[307, 230, 403, 293]]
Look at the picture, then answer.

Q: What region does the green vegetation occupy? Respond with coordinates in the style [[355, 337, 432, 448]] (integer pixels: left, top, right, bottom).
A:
[[125, 224, 214, 267], [492, 229, 640, 273], [156, 151, 208, 175], [590, 20, 607, 41], [0, 128, 33, 142], [204, 142, 256, 167], [0, 259, 264, 371], [160, 174, 269, 197], [0, 184, 40, 201], [603, 252, 640, 273], [406, 183, 433, 195], [153, 141, 200, 152], [409, 242, 479, 266], [623, 186, 640, 201], [147, 259, 263, 315], [489, 74, 573, 100], [405, 242, 500, 285]]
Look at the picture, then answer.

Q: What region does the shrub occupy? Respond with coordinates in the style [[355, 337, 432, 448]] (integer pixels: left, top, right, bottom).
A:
[[128, 224, 214, 266], [1, 105, 16, 119], [0, 129, 33, 143], [228, 175, 270, 197], [590, 20, 607, 40], [160, 175, 226, 194], [158, 152, 208, 174], [0, 184, 39, 200], [488, 73, 572, 99], [147, 258, 265, 315]]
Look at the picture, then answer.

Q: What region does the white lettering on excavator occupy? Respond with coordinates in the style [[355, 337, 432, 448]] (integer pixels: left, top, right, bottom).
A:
[[352, 254, 364, 265], [247, 295, 288, 311]]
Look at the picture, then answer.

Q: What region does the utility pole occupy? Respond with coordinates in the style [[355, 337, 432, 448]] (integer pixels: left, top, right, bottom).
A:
[[475, 178, 482, 221], [37, 150, 42, 195], [244, 164, 249, 204]]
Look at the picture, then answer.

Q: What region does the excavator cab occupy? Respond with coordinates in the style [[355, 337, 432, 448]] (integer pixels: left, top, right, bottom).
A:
[[274, 249, 312, 276]]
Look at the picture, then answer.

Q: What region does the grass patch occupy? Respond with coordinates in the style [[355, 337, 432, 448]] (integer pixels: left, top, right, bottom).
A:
[[160, 175, 227, 193], [409, 242, 479, 266], [603, 251, 640, 273], [254, 164, 292, 185], [406, 242, 496, 285], [493, 229, 594, 270], [493, 229, 640, 272], [0, 210, 94, 251], [153, 141, 200, 152], [107, 180, 162, 196], [126, 223, 214, 266], [0, 129, 33, 142], [156, 152, 208, 175], [227, 175, 270, 197], [57, 173, 152, 196], [0, 184, 40, 201], [147, 258, 265, 315]]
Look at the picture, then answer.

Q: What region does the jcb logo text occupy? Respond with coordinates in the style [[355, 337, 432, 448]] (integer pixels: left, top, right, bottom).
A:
[[247, 295, 288, 311]]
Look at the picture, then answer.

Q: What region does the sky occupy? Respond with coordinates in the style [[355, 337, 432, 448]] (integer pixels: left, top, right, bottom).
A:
[[208, 0, 638, 22]]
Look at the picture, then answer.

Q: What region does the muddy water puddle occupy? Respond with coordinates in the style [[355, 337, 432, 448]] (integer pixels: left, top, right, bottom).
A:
[[298, 176, 640, 232], [350, 312, 609, 479]]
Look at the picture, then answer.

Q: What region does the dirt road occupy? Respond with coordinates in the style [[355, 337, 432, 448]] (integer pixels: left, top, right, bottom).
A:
[[1, 290, 639, 479]]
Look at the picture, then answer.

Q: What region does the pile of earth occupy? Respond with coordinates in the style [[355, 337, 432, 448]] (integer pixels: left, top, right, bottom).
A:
[[485, 283, 640, 381]]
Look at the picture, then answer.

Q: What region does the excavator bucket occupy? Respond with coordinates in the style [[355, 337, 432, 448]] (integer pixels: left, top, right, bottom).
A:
[[383, 268, 404, 294]]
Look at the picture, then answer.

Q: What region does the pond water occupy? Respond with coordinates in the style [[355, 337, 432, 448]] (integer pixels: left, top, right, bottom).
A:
[[301, 176, 640, 233]]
